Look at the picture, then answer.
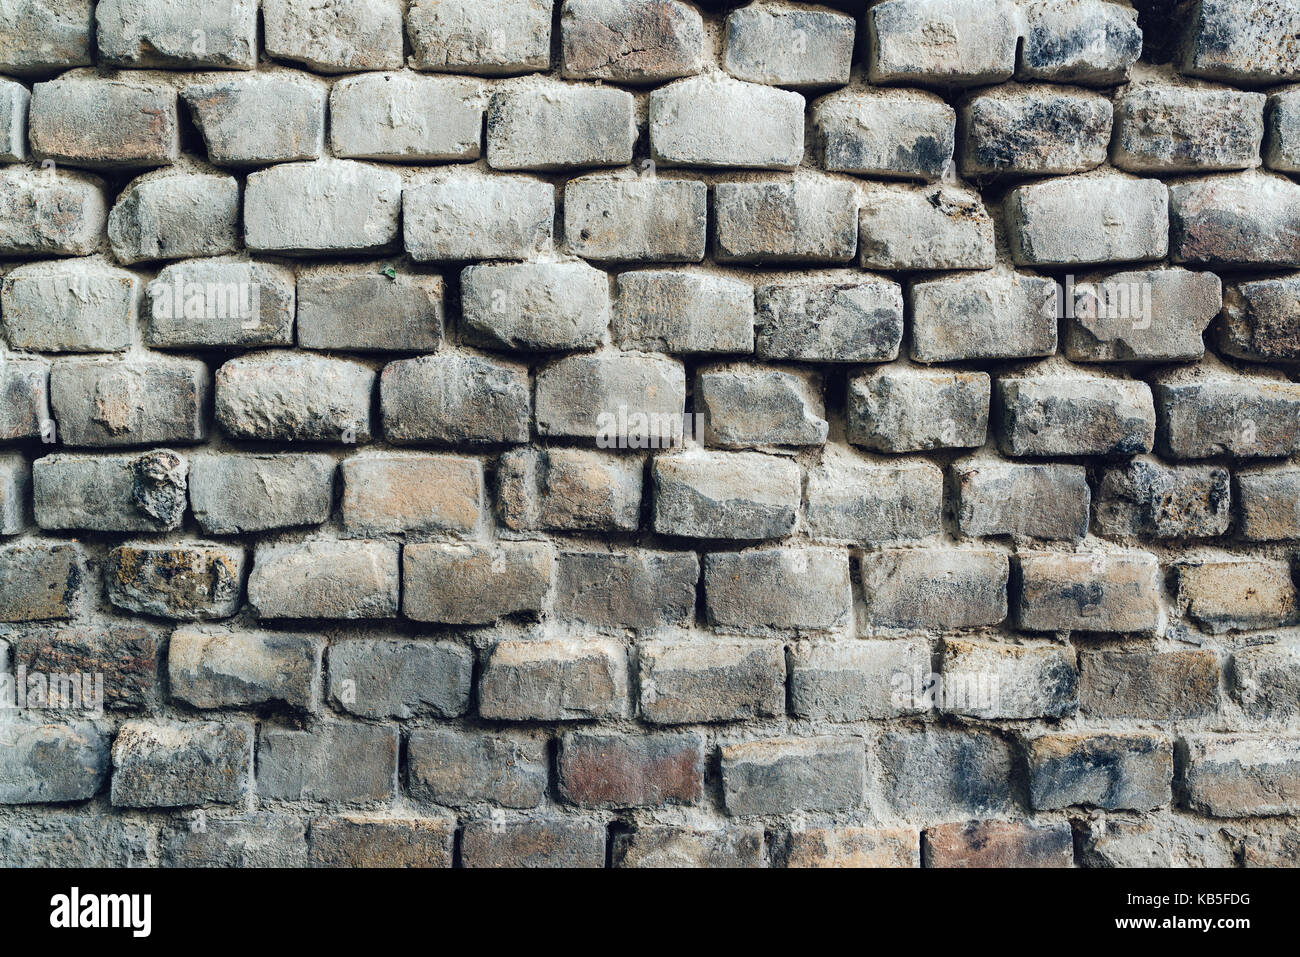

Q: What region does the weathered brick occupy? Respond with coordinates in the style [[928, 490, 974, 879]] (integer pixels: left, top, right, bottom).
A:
[[650, 74, 804, 169], [814, 88, 955, 180], [1175, 559, 1298, 633], [340, 453, 483, 537], [0, 0, 93, 75], [461, 820, 605, 869], [309, 816, 454, 868], [1026, 733, 1173, 811], [615, 271, 754, 354], [783, 827, 919, 868], [215, 352, 374, 443], [29, 77, 179, 169], [1153, 370, 1300, 458], [1063, 267, 1221, 363], [107, 543, 245, 620], [721, 737, 865, 815], [108, 167, 239, 264], [169, 627, 321, 712], [1017, 0, 1142, 85], [1169, 172, 1300, 267], [1016, 551, 1162, 634], [461, 261, 610, 351], [1181, 735, 1300, 817], [1266, 88, 1300, 171], [1231, 641, 1300, 720], [51, 356, 208, 448], [297, 263, 442, 353], [248, 541, 400, 620], [714, 176, 857, 263], [1220, 275, 1300, 363], [487, 85, 635, 171], [2, 258, 136, 353], [1079, 648, 1220, 720], [111, 719, 252, 807], [1005, 173, 1169, 266], [558, 731, 704, 808], [1238, 822, 1300, 867], [862, 548, 1008, 631], [0, 814, 153, 868], [614, 825, 764, 868], [408, 0, 553, 75], [696, 365, 826, 448], [911, 272, 1057, 362], [562, 0, 705, 83], [0, 166, 108, 256], [995, 373, 1155, 457], [182, 73, 326, 165], [497, 447, 642, 532], [0, 719, 108, 804], [859, 183, 996, 271], [479, 638, 630, 721], [145, 258, 295, 349], [806, 456, 942, 543], [1179, 0, 1300, 84], [960, 84, 1113, 178], [953, 461, 1089, 541], [1112, 87, 1266, 173], [639, 639, 786, 725], [402, 542, 554, 624], [404, 170, 554, 262], [34, 450, 188, 532], [245, 159, 401, 254], [704, 547, 851, 632], [262, 0, 403, 73], [553, 550, 697, 629], [1238, 466, 1300, 541], [877, 728, 1018, 818], [327, 639, 472, 719], [1095, 459, 1230, 539], [258, 723, 398, 803], [13, 623, 162, 710], [0, 79, 29, 162], [869, 0, 1019, 86], [940, 638, 1077, 720], [330, 72, 482, 162], [565, 175, 707, 263], [756, 277, 903, 363], [848, 367, 990, 453], [0, 453, 29, 534], [789, 638, 930, 721], [407, 728, 548, 808], [189, 453, 335, 534], [163, 815, 307, 867], [724, 3, 854, 88], [0, 359, 50, 442], [96, 0, 256, 68], [382, 353, 531, 446], [536, 352, 685, 440], [923, 820, 1073, 868]]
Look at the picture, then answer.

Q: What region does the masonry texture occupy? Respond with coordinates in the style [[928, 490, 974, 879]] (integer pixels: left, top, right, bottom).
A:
[[0, 0, 1299, 870]]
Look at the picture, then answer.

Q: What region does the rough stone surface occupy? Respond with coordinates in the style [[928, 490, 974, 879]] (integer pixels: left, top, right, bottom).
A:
[[96, 0, 257, 69], [247, 541, 400, 620], [650, 74, 804, 169], [1018, 0, 1142, 85], [859, 183, 995, 271], [29, 77, 180, 169], [996, 374, 1155, 458], [34, 450, 188, 532], [182, 74, 326, 166], [953, 461, 1090, 541], [1006, 173, 1169, 265], [111, 720, 252, 807], [106, 543, 245, 620], [244, 160, 401, 254], [563, 0, 705, 83], [1169, 172, 1300, 267], [960, 84, 1113, 178], [1016, 551, 1162, 634], [720, 737, 865, 815], [714, 177, 858, 263], [215, 352, 375, 443], [860, 548, 1008, 631], [869, 0, 1019, 86], [1094, 459, 1230, 539], [653, 449, 803, 540], [169, 628, 322, 712], [756, 278, 903, 362], [1220, 275, 1300, 363], [724, 3, 855, 89], [0, 166, 108, 256], [565, 175, 707, 262], [108, 167, 240, 264], [848, 367, 990, 453], [487, 85, 635, 171], [408, 0, 553, 76], [262, 0, 403, 73], [2, 258, 137, 353], [815, 88, 954, 180], [1112, 86, 1266, 173], [910, 272, 1057, 362], [327, 640, 472, 719], [189, 453, 335, 534], [404, 171, 554, 261], [1026, 733, 1173, 811]]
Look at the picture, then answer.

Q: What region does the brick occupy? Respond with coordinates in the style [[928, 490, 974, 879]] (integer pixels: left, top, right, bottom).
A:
[[326, 639, 472, 719], [0, 543, 82, 624], [182, 73, 326, 165], [1179, 0, 1300, 83], [2, 258, 137, 353], [1266, 89, 1300, 171], [106, 543, 245, 620], [789, 638, 930, 721], [404, 170, 554, 262], [724, 3, 854, 88], [407, 729, 548, 808], [169, 627, 322, 712], [614, 826, 764, 868], [1237, 467, 1300, 540], [309, 817, 454, 868], [553, 550, 697, 629], [297, 263, 442, 353], [639, 639, 786, 725], [995, 374, 1155, 457], [1094, 459, 1230, 539], [653, 450, 800, 540], [34, 449, 188, 532], [164, 815, 307, 868], [536, 353, 685, 440], [558, 731, 704, 808], [330, 73, 482, 162], [704, 547, 851, 632], [721, 737, 865, 815], [487, 85, 634, 171], [215, 352, 374, 443], [0, 79, 29, 162], [461, 261, 610, 351], [1017, 0, 1142, 85], [910, 272, 1057, 362], [111, 720, 252, 807], [340, 452, 483, 536], [382, 353, 531, 445], [953, 461, 1089, 541], [859, 183, 996, 271], [650, 74, 804, 169], [96, 0, 256, 68], [497, 447, 642, 532], [806, 456, 942, 543], [0, 359, 50, 442], [13, 624, 162, 710], [756, 277, 903, 363], [814, 88, 954, 180], [245, 159, 401, 254], [1016, 552, 1161, 634], [247, 541, 400, 620], [189, 453, 335, 534], [696, 365, 826, 448], [1169, 172, 1300, 266], [1239, 822, 1300, 867], [615, 271, 752, 354], [0, 719, 108, 804], [924, 820, 1073, 868], [960, 84, 1113, 177], [869, 0, 1019, 86], [862, 548, 1008, 631], [562, 0, 705, 83], [479, 638, 630, 721], [258, 723, 398, 803], [1063, 267, 1221, 363], [783, 827, 919, 868], [1175, 559, 1298, 633], [1220, 275, 1300, 363], [0, 453, 29, 534], [402, 542, 554, 624], [0, 166, 108, 256], [1231, 642, 1300, 720], [940, 638, 1077, 720], [1181, 735, 1300, 817], [1006, 173, 1169, 266], [263, 0, 403, 73], [714, 176, 857, 263], [1026, 733, 1173, 811], [51, 356, 207, 448], [0, 815, 153, 868], [1153, 371, 1300, 458], [1079, 649, 1220, 720], [848, 367, 990, 453], [408, 0, 553, 75], [565, 175, 707, 262], [108, 167, 239, 264], [1112, 87, 1265, 173], [145, 258, 295, 349], [461, 820, 605, 869], [29, 77, 179, 169], [877, 728, 1018, 818], [0, 0, 93, 75]]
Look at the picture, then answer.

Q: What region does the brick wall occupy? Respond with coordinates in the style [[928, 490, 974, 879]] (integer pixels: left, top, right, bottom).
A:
[[1, 0, 1298, 868]]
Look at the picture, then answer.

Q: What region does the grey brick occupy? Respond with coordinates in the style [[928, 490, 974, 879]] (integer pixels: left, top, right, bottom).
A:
[[953, 461, 1090, 541], [0, 79, 29, 162], [562, 0, 705, 83], [877, 728, 1018, 818], [1113, 87, 1266, 173], [789, 638, 931, 721], [408, 0, 553, 75], [0, 358, 50, 443], [924, 819, 1073, 868], [215, 352, 374, 443], [960, 84, 1113, 178], [1231, 641, 1300, 721], [0, 719, 108, 804], [245, 159, 401, 254], [1079, 649, 1220, 720], [1153, 371, 1300, 459], [329, 72, 483, 162], [1179, 0, 1300, 84], [34, 450, 187, 532], [724, 3, 855, 88], [615, 271, 754, 354], [1063, 267, 1221, 363], [145, 258, 295, 349], [564, 175, 707, 262], [263, 0, 403, 73], [309, 817, 449, 868], [13, 623, 162, 710], [183, 73, 327, 165], [995, 374, 1155, 457], [704, 547, 851, 632], [327, 639, 472, 719], [1095, 459, 1230, 539], [782, 826, 919, 868], [108, 167, 239, 264], [111, 719, 252, 808], [169, 627, 322, 712], [0, 0, 93, 76], [403, 171, 554, 261], [714, 176, 858, 263], [189, 453, 335, 534], [553, 549, 697, 629], [461, 261, 610, 351], [614, 825, 764, 868], [29, 77, 179, 169], [340, 452, 483, 537], [1016, 551, 1162, 634], [1018, 0, 1142, 85], [487, 85, 635, 171], [653, 449, 802, 540], [165, 816, 308, 868], [696, 365, 826, 448], [1181, 735, 1300, 818], [861, 548, 1009, 631], [0, 542, 82, 622], [0, 453, 29, 535], [51, 356, 208, 448], [96, 0, 256, 69], [0, 815, 154, 868], [1, 258, 137, 353], [1237, 466, 1300, 541], [721, 736, 865, 815], [639, 639, 786, 725], [814, 88, 955, 180], [859, 183, 995, 271], [381, 353, 531, 445], [402, 542, 554, 624], [536, 352, 685, 440], [297, 263, 443, 353], [0, 166, 108, 256], [1220, 275, 1300, 363], [848, 367, 990, 453], [869, 0, 1019, 86], [911, 272, 1057, 362], [650, 74, 804, 169], [756, 277, 903, 363], [408, 728, 548, 808], [1026, 733, 1173, 811], [479, 638, 630, 721], [257, 723, 398, 803], [1169, 172, 1300, 267], [1006, 173, 1169, 266], [248, 541, 400, 620], [939, 637, 1077, 720], [497, 447, 643, 532], [1266, 89, 1300, 171], [805, 456, 942, 543], [106, 542, 245, 620]]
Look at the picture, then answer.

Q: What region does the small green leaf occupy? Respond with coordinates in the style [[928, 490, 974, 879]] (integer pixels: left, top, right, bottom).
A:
[[380, 266, 397, 280]]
